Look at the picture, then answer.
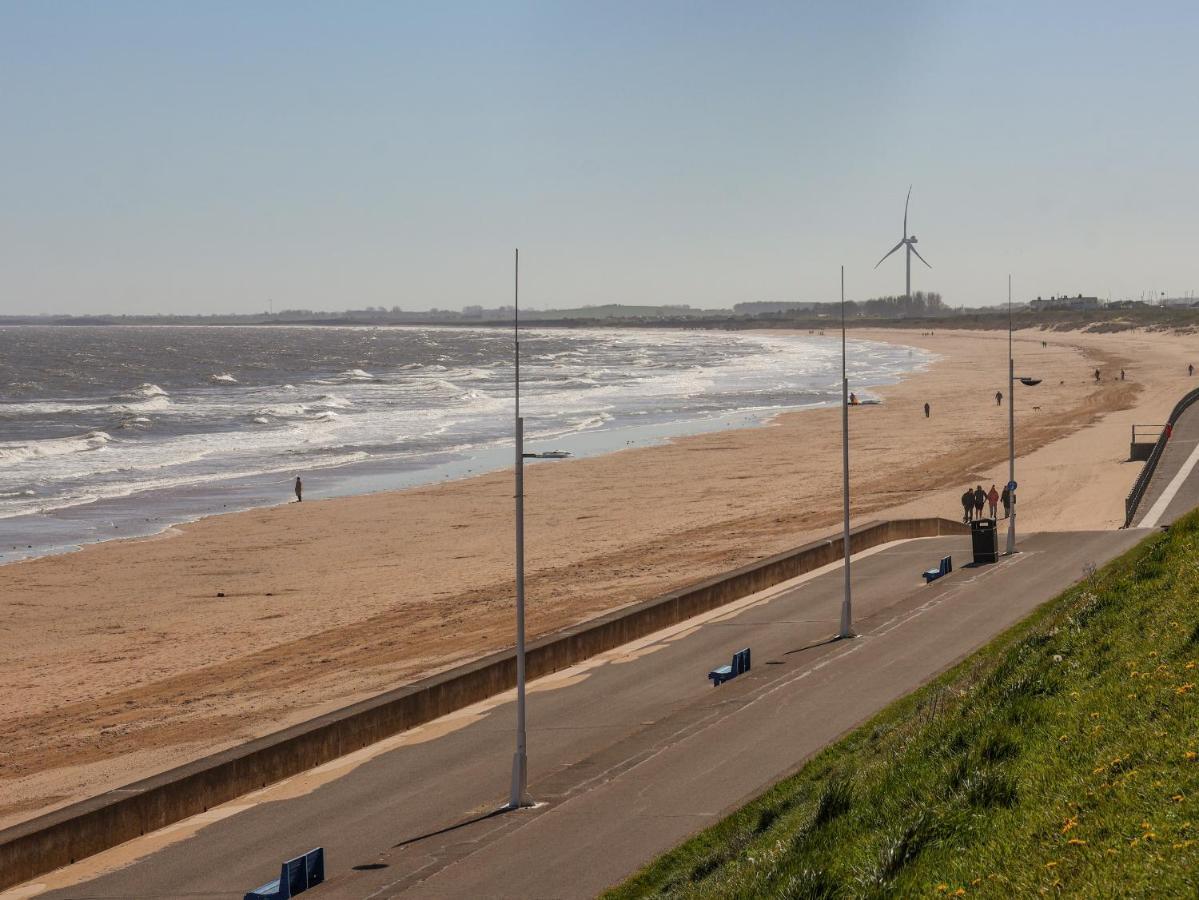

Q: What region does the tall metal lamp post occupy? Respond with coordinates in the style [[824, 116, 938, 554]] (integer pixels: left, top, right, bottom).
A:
[[510, 248, 532, 809], [838, 266, 854, 639], [1007, 275, 1016, 556], [509, 248, 569, 809], [1006, 274, 1039, 556]]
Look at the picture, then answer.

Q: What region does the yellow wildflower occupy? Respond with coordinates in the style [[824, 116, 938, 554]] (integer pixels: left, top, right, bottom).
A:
[[1186, 661, 1196, 670], [1187, 751, 1197, 761], [1173, 794, 1185, 802], [1067, 838, 1087, 846], [936, 884, 948, 893], [1045, 860, 1058, 868], [1061, 816, 1078, 833], [1176, 682, 1194, 694]]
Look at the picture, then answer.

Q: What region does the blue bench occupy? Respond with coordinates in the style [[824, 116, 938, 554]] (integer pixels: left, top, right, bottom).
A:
[[923, 555, 952, 583], [709, 647, 751, 685], [245, 847, 325, 900]]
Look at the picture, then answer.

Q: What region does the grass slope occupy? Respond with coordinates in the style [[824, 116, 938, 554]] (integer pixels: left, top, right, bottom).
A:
[[607, 517, 1199, 898]]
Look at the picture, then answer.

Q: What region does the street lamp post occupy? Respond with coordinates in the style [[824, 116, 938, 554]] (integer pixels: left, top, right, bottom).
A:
[[510, 248, 532, 810], [508, 249, 570, 809], [1007, 275, 1016, 556], [839, 266, 854, 639]]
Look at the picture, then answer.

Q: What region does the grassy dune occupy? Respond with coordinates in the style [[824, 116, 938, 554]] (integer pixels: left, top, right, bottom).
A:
[[607, 517, 1199, 898]]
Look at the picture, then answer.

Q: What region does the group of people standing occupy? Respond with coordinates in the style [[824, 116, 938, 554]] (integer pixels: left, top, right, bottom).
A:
[[961, 483, 1010, 523]]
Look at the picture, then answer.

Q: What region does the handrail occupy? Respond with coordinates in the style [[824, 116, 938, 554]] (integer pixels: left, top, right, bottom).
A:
[[1123, 387, 1199, 527]]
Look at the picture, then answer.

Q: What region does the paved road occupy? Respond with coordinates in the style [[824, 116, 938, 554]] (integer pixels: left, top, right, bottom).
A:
[[16, 529, 1147, 900], [1134, 400, 1199, 527]]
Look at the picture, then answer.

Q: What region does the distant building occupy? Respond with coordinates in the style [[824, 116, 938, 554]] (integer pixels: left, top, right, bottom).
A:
[[1028, 294, 1101, 312]]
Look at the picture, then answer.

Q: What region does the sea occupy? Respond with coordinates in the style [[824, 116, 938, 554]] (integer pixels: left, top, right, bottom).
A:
[[0, 325, 932, 562]]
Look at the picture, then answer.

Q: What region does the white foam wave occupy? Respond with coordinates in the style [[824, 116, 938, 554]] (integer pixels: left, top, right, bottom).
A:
[[0, 431, 113, 466], [310, 394, 353, 409], [254, 403, 309, 418], [209, 373, 238, 384], [0, 451, 372, 520], [127, 383, 168, 399], [339, 368, 375, 381]]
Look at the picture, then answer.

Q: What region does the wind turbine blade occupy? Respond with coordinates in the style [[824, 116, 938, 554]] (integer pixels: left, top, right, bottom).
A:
[[874, 239, 905, 269], [903, 185, 911, 238], [909, 243, 932, 269]]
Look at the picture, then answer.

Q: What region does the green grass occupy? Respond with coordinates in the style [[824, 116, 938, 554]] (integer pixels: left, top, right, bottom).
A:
[[606, 515, 1199, 899]]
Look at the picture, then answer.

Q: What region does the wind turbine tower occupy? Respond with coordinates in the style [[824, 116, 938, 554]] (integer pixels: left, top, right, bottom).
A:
[[874, 186, 932, 300]]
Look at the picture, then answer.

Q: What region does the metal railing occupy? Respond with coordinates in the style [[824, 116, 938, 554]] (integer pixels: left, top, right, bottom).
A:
[[1123, 386, 1199, 527]]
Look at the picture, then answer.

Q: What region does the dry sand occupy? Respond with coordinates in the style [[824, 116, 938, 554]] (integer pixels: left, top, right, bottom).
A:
[[1, 326, 1194, 830]]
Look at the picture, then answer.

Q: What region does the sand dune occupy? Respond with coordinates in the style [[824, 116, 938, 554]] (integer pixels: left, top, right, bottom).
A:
[[1, 326, 1193, 829]]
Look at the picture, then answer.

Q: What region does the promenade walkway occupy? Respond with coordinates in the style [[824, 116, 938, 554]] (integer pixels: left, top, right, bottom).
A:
[[14, 529, 1146, 900], [1132, 399, 1199, 527]]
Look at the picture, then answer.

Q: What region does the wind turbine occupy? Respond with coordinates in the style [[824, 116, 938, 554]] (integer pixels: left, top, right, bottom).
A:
[[874, 186, 931, 300]]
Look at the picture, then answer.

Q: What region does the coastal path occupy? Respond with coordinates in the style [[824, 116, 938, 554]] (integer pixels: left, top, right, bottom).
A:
[[16, 529, 1147, 900], [1132, 399, 1199, 527]]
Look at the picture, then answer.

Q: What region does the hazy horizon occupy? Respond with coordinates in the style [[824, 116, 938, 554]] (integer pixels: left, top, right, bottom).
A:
[[2, 2, 1197, 316]]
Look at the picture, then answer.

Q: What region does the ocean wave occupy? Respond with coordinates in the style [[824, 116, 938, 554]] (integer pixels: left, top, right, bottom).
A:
[[0, 451, 372, 520], [209, 373, 238, 384], [339, 368, 375, 381], [109, 394, 171, 413], [0, 431, 113, 466], [310, 394, 353, 409], [568, 412, 612, 431], [253, 403, 309, 418], [127, 383, 168, 399]]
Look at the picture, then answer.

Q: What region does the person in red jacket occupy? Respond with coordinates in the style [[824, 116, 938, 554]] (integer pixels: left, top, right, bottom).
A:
[[987, 484, 1000, 519]]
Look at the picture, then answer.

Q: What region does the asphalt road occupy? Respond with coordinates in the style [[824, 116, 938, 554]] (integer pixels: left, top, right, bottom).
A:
[[1134, 401, 1199, 527], [16, 528, 1148, 900]]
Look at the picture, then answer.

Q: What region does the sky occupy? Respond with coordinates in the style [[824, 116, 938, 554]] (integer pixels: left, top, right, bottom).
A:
[[1, 1, 1197, 315]]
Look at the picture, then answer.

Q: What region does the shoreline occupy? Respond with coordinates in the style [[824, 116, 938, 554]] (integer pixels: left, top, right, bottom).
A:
[[1, 325, 1189, 831], [0, 333, 930, 566]]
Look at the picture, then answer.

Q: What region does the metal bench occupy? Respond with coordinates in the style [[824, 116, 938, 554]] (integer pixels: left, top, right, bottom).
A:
[[923, 555, 952, 583], [245, 847, 324, 900], [709, 647, 751, 685]]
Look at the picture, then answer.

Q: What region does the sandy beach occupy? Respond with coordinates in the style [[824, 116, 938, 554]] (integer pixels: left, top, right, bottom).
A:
[[2, 325, 1194, 830]]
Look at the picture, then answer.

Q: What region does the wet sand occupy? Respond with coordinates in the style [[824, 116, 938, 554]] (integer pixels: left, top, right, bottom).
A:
[[1, 326, 1191, 829]]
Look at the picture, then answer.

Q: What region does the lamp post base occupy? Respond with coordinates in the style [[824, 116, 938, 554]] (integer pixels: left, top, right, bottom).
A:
[[508, 751, 532, 809]]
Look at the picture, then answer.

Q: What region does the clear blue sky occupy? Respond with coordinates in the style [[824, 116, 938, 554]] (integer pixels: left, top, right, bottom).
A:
[[2, 1, 1197, 314]]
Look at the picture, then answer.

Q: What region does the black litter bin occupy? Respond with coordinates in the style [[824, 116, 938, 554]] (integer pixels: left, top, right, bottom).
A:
[[971, 517, 998, 565]]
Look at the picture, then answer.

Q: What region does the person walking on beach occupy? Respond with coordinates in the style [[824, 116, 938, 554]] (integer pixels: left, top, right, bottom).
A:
[[1120, 369, 1126, 381], [1190, 363, 1194, 377], [924, 401, 930, 418], [973, 485, 986, 521], [961, 488, 975, 523], [995, 391, 1003, 406], [294, 476, 303, 503], [1094, 368, 1101, 383], [1001, 483, 1011, 518], [987, 484, 1000, 519]]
